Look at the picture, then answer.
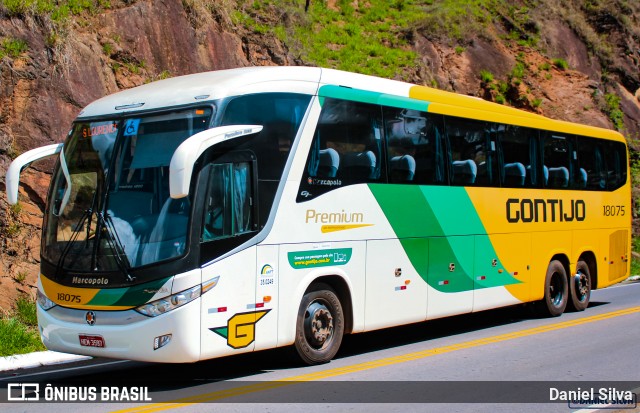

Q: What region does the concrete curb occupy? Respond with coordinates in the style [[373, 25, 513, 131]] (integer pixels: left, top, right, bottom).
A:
[[0, 351, 91, 372]]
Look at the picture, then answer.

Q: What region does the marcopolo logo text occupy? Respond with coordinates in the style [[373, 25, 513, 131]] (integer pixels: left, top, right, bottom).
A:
[[71, 276, 109, 286]]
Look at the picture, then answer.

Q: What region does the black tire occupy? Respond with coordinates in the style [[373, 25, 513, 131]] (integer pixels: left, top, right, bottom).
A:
[[568, 260, 591, 312], [535, 260, 568, 317], [294, 284, 344, 365]]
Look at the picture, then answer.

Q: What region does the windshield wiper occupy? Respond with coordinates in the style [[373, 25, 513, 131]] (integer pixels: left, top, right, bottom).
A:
[[94, 211, 135, 282], [55, 207, 93, 280], [55, 182, 99, 279]]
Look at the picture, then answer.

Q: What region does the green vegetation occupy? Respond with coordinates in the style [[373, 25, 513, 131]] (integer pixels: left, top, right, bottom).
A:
[[0, 0, 109, 20], [3, 202, 23, 238], [0, 0, 111, 51], [509, 61, 526, 85], [15, 271, 27, 284], [232, 0, 422, 79], [0, 296, 45, 357], [156, 70, 172, 80], [124, 60, 146, 75], [552, 58, 569, 70], [102, 42, 113, 56], [538, 62, 551, 71], [0, 37, 28, 59], [14, 296, 38, 326], [479, 69, 494, 83], [604, 93, 625, 131], [418, 0, 497, 42], [631, 236, 640, 276]]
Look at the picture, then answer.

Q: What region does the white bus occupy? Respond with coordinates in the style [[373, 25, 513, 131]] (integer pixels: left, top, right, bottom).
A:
[[6, 67, 630, 365]]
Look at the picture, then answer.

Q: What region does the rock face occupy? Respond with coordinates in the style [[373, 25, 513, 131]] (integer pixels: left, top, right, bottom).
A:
[[0, 0, 298, 308], [0, 0, 638, 310]]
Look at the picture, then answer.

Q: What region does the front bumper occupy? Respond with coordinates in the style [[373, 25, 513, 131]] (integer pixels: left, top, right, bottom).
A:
[[38, 298, 202, 363]]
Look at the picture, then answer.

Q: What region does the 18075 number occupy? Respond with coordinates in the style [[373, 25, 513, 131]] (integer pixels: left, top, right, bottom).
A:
[[57, 293, 81, 303], [603, 205, 625, 216]]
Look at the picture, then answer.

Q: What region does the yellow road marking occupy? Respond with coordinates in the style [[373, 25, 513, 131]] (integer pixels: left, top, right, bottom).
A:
[[112, 305, 640, 412]]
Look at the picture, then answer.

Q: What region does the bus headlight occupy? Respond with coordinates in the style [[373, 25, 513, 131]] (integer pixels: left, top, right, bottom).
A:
[[135, 284, 202, 317], [37, 289, 57, 310]]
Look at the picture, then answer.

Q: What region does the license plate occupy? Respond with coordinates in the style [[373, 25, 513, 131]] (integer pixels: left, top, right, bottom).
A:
[[79, 334, 105, 348]]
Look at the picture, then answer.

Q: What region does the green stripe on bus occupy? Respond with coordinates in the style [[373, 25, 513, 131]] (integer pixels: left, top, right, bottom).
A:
[[113, 277, 173, 306], [318, 85, 429, 111], [369, 184, 520, 292], [88, 277, 172, 307]]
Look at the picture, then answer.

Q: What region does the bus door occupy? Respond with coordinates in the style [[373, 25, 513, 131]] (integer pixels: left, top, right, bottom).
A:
[[198, 157, 260, 359], [427, 236, 474, 319]]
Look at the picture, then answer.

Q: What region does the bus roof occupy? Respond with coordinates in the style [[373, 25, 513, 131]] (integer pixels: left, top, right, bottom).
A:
[[77, 66, 323, 118], [77, 66, 624, 143]]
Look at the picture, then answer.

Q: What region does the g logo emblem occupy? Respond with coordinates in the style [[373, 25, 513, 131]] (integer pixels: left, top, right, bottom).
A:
[[85, 311, 96, 326]]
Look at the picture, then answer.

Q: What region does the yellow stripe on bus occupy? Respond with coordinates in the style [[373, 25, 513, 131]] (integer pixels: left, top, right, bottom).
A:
[[41, 275, 102, 307]]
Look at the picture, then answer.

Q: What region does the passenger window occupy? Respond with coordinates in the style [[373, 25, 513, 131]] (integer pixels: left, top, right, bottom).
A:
[[383, 107, 445, 185], [298, 98, 383, 201], [444, 117, 496, 186], [604, 141, 627, 190], [575, 136, 606, 190], [202, 162, 253, 242], [542, 134, 573, 189], [496, 125, 539, 188]]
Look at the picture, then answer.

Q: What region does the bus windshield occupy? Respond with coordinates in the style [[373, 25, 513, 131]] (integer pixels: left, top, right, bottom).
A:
[[43, 108, 213, 272]]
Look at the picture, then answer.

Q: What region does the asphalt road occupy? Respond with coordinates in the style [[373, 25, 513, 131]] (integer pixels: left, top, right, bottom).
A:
[[2, 281, 639, 413]]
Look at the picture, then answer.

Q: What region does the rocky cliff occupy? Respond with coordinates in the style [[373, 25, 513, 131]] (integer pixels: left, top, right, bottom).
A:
[[0, 0, 638, 310]]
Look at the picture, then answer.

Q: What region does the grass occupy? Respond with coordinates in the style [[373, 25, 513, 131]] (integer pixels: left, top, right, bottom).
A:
[[604, 92, 625, 131], [0, 0, 111, 51], [631, 237, 640, 277], [552, 58, 569, 70], [418, 0, 497, 43], [232, 0, 422, 79], [0, 0, 108, 19], [0, 37, 28, 59], [0, 296, 45, 357], [479, 69, 494, 83]]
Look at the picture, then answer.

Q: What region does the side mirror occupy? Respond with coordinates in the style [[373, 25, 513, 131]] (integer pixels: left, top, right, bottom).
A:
[[5, 143, 64, 205]]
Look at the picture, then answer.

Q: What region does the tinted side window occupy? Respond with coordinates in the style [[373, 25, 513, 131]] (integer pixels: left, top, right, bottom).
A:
[[220, 93, 310, 180], [219, 93, 311, 225], [444, 117, 497, 186], [604, 141, 628, 190], [383, 107, 445, 185], [575, 136, 606, 190], [298, 98, 383, 201], [542, 133, 574, 189], [497, 125, 540, 188]]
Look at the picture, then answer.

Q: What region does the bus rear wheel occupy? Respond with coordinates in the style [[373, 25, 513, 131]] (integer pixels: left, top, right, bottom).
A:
[[568, 260, 591, 311], [294, 284, 344, 365], [535, 260, 568, 317]]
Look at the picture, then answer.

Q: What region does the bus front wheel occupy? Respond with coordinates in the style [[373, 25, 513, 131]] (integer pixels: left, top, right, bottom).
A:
[[535, 260, 568, 317], [294, 284, 344, 365], [568, 260, 591, 311]]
